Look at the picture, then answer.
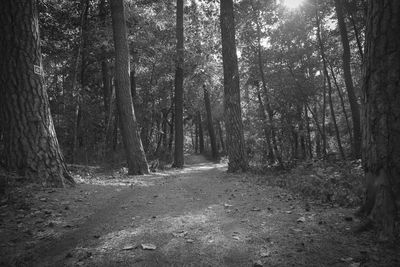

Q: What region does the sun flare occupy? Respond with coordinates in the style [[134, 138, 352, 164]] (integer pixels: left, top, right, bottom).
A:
[[283, 0, 304, 9]]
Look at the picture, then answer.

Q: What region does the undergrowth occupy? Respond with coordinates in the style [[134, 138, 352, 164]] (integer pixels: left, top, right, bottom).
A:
[[252, 159, 365, 207]]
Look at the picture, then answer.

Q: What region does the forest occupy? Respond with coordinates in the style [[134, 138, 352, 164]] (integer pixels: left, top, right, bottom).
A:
[[0, 0, 399, 266]]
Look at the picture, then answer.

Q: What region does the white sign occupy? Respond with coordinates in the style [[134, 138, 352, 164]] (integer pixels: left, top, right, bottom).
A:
[[34, 65, 42, 75]]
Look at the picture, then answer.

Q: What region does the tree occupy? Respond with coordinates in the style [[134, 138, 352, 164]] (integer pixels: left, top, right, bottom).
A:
[[220, 0, 248, 172], [359, 0, 400, 240], [0, 0, 74, 187], [334, 0, 361, 158], [172, 0, 184, 168], [109, 0, 149, 175], [203, 85, 218, 160]]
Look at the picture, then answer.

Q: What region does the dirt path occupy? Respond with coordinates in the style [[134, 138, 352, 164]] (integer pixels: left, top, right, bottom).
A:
[[1, 155, 399, 266]]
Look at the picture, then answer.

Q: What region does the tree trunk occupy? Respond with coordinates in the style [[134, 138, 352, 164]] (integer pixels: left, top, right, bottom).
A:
[[327, 74, 345, 159], [71, 0, 90, 163], [305, 106, 313, 159], [130, 69, 137, 107], [220, 0, 248, 172], [334, 0, 361, 159], [216, 120, 225, 155], [194, 116, 199, 153], [203, 85, 218, 160], [315, 9, 331, 159], [109, 0, 149, 175], [0, 0, 74, 186], [359, 0, 400, 241], [168, 102, 174, 154], [172, 0, 184, 168], [298, 110, 306, 160], [252, 3, 281, 165], [99, 0, 114, 158], [346, 2, 364, 59], [316, 23, 345, 160], [197, 112, 205, 154], [256, 87, 274, 163], [328, 61, 353, 152]]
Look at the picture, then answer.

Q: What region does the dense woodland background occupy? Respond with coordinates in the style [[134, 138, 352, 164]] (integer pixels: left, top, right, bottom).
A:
[[1, 0, 364, 165]]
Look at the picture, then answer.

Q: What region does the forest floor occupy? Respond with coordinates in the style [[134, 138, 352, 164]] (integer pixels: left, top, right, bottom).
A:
[[1, 155, 399, 267]]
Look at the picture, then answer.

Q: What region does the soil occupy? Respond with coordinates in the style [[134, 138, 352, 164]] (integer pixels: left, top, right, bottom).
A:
[[0, 155, 399, 267]]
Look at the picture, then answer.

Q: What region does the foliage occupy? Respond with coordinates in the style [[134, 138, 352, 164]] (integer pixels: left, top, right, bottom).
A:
[[253, 160, 364, 207], [1, 0, 366, 182]]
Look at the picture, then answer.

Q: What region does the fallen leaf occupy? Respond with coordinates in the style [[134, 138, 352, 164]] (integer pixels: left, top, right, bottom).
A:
[[172, 231, 187, 238], [297, 217, 306, 223], [141, 243, 156, 250]]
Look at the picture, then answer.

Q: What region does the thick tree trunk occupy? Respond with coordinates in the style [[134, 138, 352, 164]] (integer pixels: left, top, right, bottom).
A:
[[99, 0, 114, 158], [0, 0, 74, 186], [203, 85, 218, 160], [220, 0, 248, 172], [359, 0, 400, 240], [334, 0, 362, 159], [71, 0, 90, 163], [109, 0, 149, 175], [172, 0, 184, 168]]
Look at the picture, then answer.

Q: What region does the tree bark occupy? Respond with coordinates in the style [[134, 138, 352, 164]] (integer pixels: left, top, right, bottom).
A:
[[220, 0, 248, 172], [334, 0, 362, 158], [98, 0, 115, 158], [71, 0, 90, 163], [359, 0, 400, 240], [172, 0, 184, 168], [203, 85, 218, 160], [0, 0, 74, 186], [305, 105, 313, 158], [315, 9, 331, 159], [197, 112, 205, 154], [109, 0, 149, 175], [256, 86, 274, 163], [194, 116, 199, 153], [216, 120, 225, 155], [326, 74, 345, 159]]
